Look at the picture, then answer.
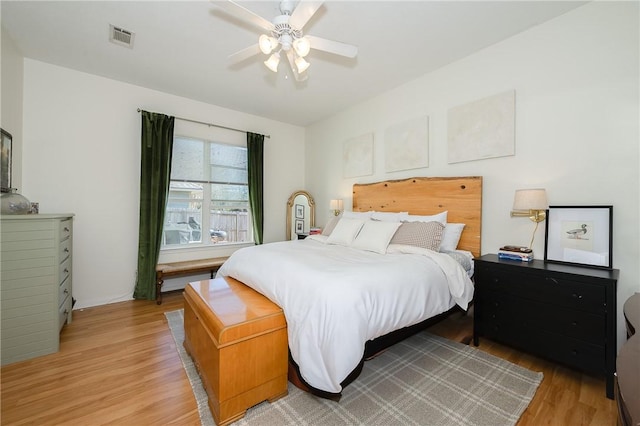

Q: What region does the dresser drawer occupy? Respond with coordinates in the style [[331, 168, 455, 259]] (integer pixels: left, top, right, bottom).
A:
[[59, 277, 71, 308], [59, 219, 72, 241], [479, 290, 605, 345], [59, 257, 71, 284], [485, 320, 605, 374], [59, 293, 72, 331], [476, 265, 606, 314], [59, 238, 71, 262]]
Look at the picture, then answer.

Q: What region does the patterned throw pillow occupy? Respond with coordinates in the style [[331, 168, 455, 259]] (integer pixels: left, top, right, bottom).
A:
[[390, 221, 445, 251]]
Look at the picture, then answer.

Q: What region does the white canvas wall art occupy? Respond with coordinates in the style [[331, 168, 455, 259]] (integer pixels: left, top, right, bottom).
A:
[[447, 90, 515, 164], [384, 116, 429, 173], [343, 133, 374, 178]]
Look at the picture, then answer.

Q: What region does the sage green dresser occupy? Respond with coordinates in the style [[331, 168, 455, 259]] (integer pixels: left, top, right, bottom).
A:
[[1, 214, 74, 365]]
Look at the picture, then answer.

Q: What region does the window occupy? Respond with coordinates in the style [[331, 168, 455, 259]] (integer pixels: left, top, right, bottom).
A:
[[162, 136, 252, 248]]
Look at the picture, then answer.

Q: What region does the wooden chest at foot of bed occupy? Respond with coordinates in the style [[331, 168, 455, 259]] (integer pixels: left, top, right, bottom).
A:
[[183, 277, 288, 426]]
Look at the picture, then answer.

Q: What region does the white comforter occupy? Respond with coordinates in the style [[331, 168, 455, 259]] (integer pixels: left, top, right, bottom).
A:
[[217, 235, 474, 393]]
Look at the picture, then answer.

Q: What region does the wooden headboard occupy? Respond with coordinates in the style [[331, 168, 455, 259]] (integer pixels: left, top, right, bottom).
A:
[[352, 176, 483, 258]]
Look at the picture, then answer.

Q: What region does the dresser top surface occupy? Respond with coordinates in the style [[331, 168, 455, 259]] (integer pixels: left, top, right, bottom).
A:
[[475, 253, 619, 280], [1, 213, 74, 220]]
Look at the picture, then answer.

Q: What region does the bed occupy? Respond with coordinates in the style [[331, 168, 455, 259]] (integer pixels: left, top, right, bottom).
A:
[[217, 176, 482, 399]]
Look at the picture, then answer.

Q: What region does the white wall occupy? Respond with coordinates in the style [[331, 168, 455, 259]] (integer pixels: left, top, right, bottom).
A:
[[1, 27, 24, 191], [306, 2, 639, 349], [20, 60, 305, 308]]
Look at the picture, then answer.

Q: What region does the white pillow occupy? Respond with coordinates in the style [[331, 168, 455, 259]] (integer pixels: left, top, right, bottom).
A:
[[405, 211, 448, 225], [321, 216, 341, 236], [351, 220, 402, 254], [326, 218, 365, 246], [342, 211, 374, 220], [371, 211, 409, 222], [440, 223, 465, 252]]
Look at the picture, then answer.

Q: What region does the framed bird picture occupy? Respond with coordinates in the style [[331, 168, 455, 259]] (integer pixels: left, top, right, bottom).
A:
[[544, 205, 613, 269]]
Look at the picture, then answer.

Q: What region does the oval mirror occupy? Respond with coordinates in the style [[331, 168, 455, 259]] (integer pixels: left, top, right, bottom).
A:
[[286, 190, 315, 240]]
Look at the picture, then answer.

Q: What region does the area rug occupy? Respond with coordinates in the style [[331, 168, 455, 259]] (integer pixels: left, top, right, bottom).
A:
[[165, 309, 542, 426]]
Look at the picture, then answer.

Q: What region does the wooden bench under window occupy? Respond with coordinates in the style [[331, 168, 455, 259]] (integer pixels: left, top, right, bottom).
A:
[[155, 257, 229, 304]]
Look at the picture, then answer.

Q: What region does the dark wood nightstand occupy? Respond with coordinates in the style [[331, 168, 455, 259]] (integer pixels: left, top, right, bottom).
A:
[[473, 254, 619, 399]]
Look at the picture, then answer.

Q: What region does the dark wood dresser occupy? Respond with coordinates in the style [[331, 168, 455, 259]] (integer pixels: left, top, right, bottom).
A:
[[473, 254, 619, 399], [616, 292, 639, 425]]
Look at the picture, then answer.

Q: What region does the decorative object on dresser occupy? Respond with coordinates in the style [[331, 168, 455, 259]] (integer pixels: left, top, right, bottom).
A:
[[0, 128, 32, 215], [509, 188, 549, 251], [616, 292, 639, 426], [1, 214, 74, 365], [473, 254, 619, 399], [498, 245, 534, 262], [544, 205, 613, 269]]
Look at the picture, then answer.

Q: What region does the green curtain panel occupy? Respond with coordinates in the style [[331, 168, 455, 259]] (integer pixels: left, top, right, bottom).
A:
[[247, 132, 264, 245], [134, 111, 175, 300]]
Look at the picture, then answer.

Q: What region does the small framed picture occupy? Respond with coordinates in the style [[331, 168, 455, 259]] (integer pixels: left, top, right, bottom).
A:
[[295, 204, 304, 219], [1, 128, 12, 192], [295, 219, 304, 234], [544, 205, 613, 269]]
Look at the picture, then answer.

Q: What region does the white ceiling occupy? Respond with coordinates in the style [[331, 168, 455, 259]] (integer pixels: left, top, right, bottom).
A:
[[2, 1, 586, 127]]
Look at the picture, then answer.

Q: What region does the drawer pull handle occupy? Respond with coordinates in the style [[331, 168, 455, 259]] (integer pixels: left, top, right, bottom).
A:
[[64, 248, 70, 253], [64, 309, 69, 315], [64, 268, 69, 274], [572, 293, 583, 299], [64, 289, 69, 294], [64, 227, 70, 233]]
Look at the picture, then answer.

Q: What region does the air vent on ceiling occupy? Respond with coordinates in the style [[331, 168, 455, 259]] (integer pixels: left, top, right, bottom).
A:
[[109, 24, 134, 48]]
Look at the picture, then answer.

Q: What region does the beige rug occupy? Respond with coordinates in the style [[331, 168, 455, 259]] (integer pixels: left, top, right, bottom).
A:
[[166, 309, 542, 426]]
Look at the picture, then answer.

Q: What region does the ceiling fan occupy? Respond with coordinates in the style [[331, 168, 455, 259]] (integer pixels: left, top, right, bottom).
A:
[[212, 0, 358, 81]]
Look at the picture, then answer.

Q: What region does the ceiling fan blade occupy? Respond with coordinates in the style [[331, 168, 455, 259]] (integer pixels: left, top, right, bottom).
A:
[[306, 35, 358, 58], [228, 44, 261, 64], [289, 0, 324, 30], [286, 50, 308, 82], [211, 0, 274, 32]]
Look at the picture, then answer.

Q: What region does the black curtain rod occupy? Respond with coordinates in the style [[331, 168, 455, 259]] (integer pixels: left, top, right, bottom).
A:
[[137, 109, 270, 139]]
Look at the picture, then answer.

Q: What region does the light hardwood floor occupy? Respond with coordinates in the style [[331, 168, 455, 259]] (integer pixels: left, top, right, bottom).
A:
[[1, 291, 617, 425]]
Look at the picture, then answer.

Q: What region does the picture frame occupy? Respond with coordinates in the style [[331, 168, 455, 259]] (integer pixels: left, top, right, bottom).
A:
[[1, 128, 13, 193], [295, 204, 304, 219], [295, 219, 304, 234], [544, 205, 613, 269]]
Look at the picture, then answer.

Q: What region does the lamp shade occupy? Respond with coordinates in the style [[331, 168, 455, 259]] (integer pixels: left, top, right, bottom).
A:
[[293, 37, 311, 57], [329, 199, 343, 211], [512, 189, 548, 210], [264, 52, 280, 72], [295, 56, 310, 73], [259, 35, 278, 54]]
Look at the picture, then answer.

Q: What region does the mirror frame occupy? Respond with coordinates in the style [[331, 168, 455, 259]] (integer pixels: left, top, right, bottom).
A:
[[286, 190, 315, 240]]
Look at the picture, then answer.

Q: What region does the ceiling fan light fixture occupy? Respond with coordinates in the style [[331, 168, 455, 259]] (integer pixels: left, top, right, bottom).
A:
[[264, 52, 280, 72], [293, 37, 311, 57], [295, 56, 310, 73], [259, 34, 278, 54]]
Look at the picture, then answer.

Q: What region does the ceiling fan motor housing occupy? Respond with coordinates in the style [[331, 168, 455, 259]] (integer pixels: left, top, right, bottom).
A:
[[272, 14, 302, 51]]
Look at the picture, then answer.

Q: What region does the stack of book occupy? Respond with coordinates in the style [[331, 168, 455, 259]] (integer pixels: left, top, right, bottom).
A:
[[309, 227, 322, 235], [498, 245, 534, 262]]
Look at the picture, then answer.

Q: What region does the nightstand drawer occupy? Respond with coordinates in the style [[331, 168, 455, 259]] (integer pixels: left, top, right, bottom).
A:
[[476, 265, 606, 314]]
